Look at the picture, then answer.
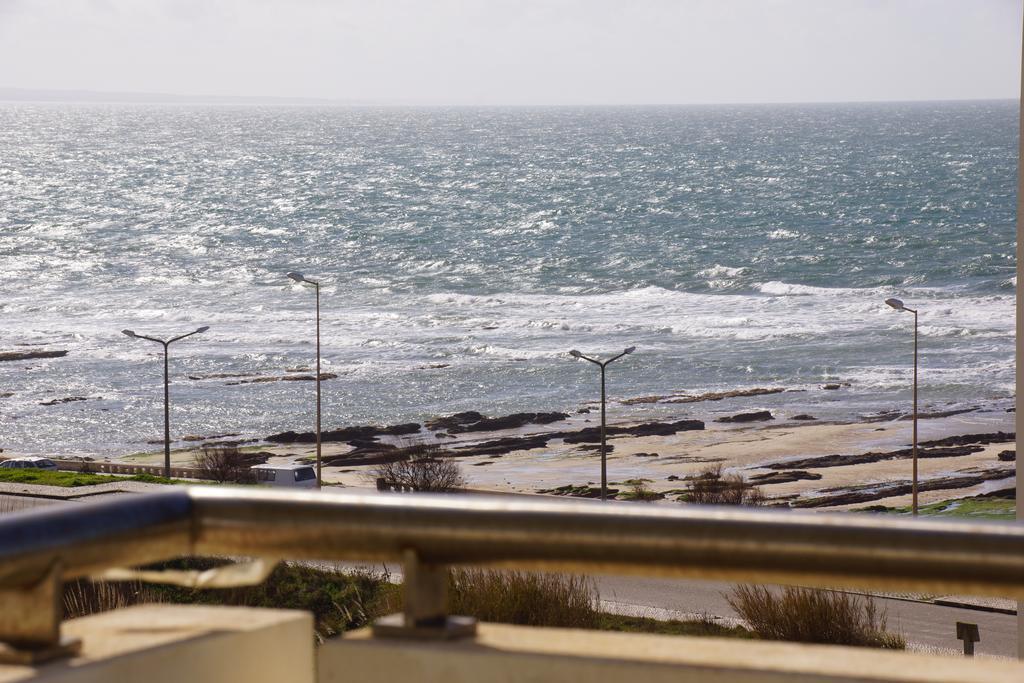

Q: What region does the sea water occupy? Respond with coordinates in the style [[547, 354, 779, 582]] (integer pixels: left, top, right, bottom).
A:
[[0, 101, 1016, 455]]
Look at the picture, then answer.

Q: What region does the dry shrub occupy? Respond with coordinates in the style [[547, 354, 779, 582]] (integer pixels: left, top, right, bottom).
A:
[[684, 465, 765, 506], [372, 443, 465, 492], [63, 579, 165, 619], [63, 559, 397, 643], [193, 446, 257, 483], [448, 569, 599, 629], [727, 585, 905, 649], [620, 481, 662, 502]]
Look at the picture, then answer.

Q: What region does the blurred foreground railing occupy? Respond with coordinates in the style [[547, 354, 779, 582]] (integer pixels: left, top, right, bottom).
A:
[[0, 487, 1022, 661]]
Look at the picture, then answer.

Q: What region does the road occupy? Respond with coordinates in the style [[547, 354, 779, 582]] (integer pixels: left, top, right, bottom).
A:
[[595, 575, 1018, 658]]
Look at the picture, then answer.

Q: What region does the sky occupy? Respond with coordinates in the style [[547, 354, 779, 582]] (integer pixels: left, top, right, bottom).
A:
[[0, 0, 1020, 105]]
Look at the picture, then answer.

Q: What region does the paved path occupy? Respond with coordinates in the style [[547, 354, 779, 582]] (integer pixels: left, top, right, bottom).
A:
[[0, 480, 164, 500]]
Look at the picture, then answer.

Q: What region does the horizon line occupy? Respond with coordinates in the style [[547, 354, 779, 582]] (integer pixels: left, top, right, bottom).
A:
[[0, 86, 1018, 109]]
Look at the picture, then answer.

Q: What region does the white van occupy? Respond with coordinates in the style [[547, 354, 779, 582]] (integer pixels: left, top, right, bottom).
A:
[[250, 464, 318, 489]]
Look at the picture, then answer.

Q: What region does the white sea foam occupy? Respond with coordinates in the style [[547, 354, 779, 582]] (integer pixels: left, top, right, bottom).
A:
[[697, 264, 747, 278], [755, 281, 882, 297], [0, 103, 1015, 455]]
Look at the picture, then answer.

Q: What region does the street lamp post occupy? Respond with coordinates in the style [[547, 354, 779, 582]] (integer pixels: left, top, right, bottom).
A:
[[569, 346, 636, 501], [885, 297, 919, 517], [122, 326, 209, 478], [288, 272, 323, 487]]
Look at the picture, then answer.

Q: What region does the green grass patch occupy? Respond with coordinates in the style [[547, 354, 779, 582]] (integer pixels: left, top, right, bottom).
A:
[[121, 446, 195, 461], [860, 494, 1016, 520], [914, 497, 1015, 520], [0, 469, 122, 487], [598, 613, 755, 638], [0, 468, 212, 488]]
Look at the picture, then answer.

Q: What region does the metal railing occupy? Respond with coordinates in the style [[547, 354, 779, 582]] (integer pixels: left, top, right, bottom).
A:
[[1, 487, 1023, 656]]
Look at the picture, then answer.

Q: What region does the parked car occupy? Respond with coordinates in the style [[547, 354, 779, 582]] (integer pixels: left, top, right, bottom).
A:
[[0, 457, 58, 471], [250, 464, 318, 489]]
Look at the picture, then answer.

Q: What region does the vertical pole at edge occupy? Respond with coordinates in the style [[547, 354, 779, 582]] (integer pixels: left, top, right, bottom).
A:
[[1016, 3, 1023, 659]]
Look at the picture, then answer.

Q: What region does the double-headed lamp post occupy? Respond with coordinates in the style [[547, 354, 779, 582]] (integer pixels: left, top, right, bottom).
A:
[[569, 346, 636, 502], [122, 326, 209, 478], [885, 297, 919, 517], [288, 272, 323, 487]]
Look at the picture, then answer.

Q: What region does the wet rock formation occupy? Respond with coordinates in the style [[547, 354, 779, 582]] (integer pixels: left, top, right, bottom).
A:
[[715, 411, 773, 423]]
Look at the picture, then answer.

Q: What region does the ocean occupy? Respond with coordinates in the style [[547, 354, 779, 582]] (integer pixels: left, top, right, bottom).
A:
[[0, 101, 1016, 456]]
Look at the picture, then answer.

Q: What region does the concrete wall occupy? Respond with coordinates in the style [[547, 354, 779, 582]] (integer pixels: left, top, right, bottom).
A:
[[320, 623, 1024, 683], [51, 460, 206, 479], [2, 607, 1021, 682], [0, 605, 313, 683]]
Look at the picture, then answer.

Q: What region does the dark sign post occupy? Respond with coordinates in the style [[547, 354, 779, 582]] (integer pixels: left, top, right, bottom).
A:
[[956, 621, 980, 656]]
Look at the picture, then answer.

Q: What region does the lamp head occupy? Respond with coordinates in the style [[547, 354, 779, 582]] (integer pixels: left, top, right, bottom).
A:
[[122, 329, 136, 338], [569, 350, 583, 358], [287, 272, 306, 283], [623, 346, 636, 355], [885, 298, 905, 311], [195, 326, 210, 334]]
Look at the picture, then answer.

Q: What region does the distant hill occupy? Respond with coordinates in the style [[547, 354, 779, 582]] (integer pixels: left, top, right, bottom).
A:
[[0, 87, 341, 105]]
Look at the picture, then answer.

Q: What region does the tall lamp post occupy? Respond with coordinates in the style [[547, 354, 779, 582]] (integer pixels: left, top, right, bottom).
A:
[[288, 271, 323, 487], [885, 297, 919, 516], [568, 346, 636, 501], [122, 326, 209, 478]]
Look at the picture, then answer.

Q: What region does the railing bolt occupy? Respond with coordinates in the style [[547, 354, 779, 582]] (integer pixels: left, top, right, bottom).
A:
[[372, 550, 476, 640], [0, 561, 81, 664]]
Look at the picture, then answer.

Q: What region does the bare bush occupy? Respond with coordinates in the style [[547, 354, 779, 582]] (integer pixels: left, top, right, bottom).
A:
[[448, 569, 599, 629], [63, 560, 397, 643], [63, 579, 165, 619], [683, 464, 765, 506], [727, 585, 905, 649], [372, 443, 465, 492], [194, 446, 257, 483], [620, 480, 662, 502]]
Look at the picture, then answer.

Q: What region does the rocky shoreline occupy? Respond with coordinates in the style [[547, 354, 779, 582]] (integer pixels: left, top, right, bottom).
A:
[[257, 383, 880, 452], [0, 349, 68, 362], [759, 437, 1014, 471], [238, 398, 1019, 513], [791, 468, 1016, 508], [5, 373, 1011, 516], [266, 411, 708, 468]]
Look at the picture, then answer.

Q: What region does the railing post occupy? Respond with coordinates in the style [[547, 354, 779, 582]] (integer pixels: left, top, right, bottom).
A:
[[372, 550, 476, 640], [0, 561, 81, 664]]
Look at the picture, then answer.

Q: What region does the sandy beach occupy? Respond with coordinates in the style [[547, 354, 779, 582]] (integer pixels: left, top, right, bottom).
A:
[[106, 389, 1015, 513]]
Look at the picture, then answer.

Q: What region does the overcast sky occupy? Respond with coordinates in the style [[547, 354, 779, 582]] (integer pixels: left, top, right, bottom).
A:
[[0, 0, 1020, 105]]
